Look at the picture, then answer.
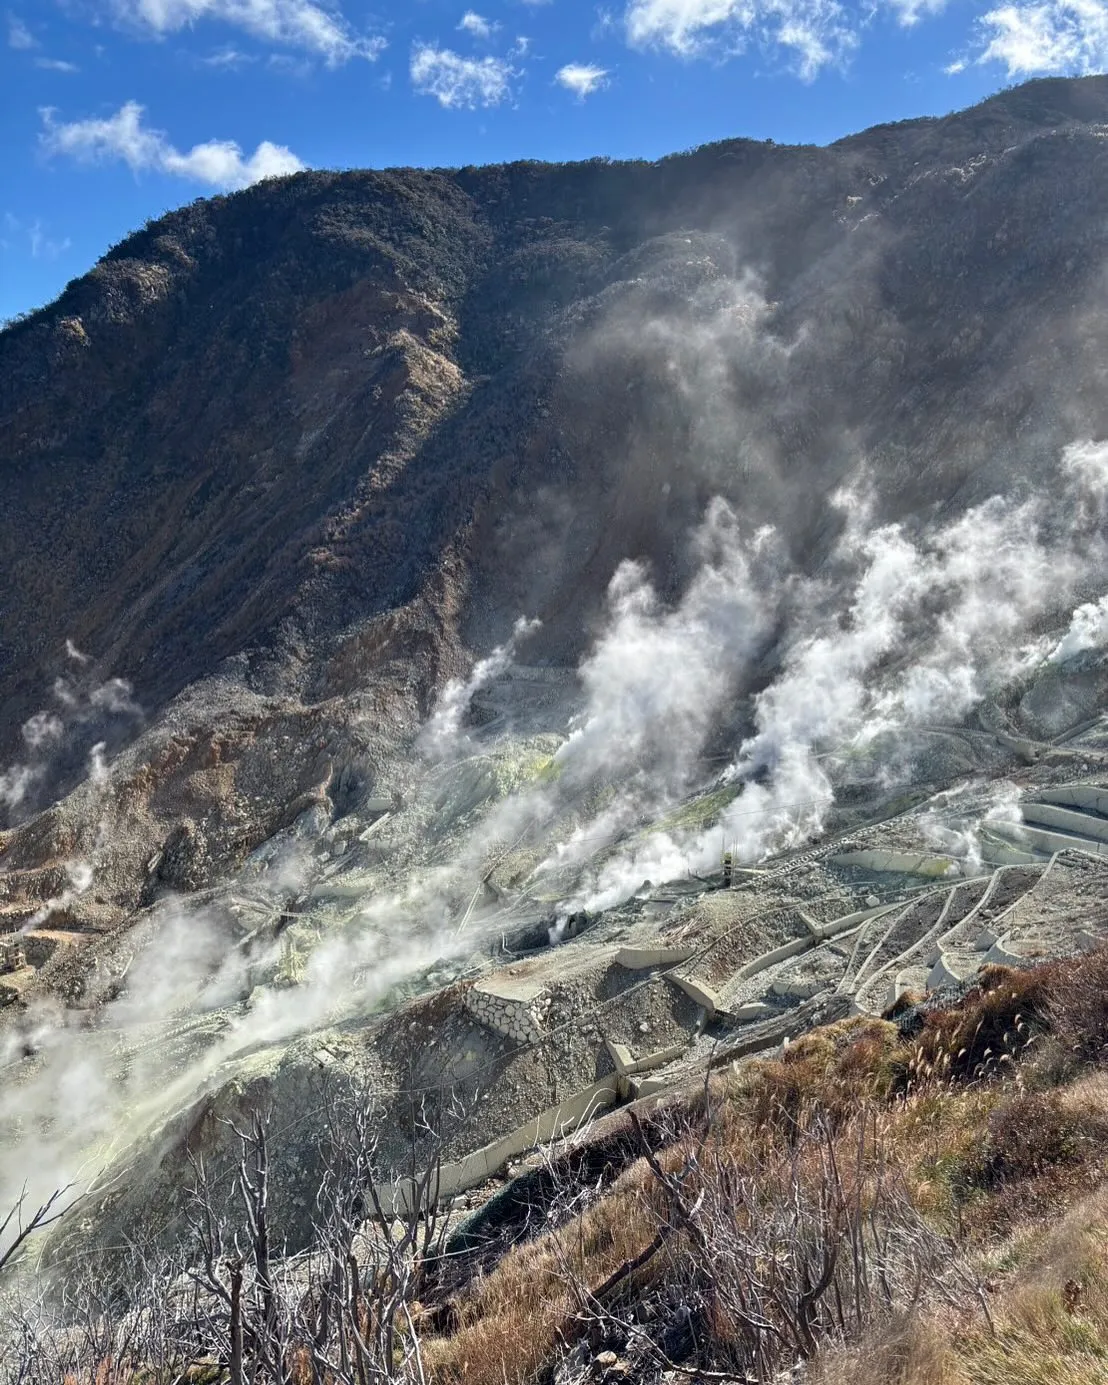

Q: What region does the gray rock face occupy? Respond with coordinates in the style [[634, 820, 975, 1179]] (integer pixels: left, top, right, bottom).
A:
[[5, 77, 1108, 915]]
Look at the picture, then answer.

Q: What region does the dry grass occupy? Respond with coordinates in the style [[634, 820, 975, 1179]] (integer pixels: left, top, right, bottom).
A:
[[734, 1016, 905, 1131], [1046, 942, 1108, 1064], [423, 1159, 665, 1385], [818, 1185, 1108, 1385], [811, 1316, 962, 1385], [423, 947, 1108, 1383]]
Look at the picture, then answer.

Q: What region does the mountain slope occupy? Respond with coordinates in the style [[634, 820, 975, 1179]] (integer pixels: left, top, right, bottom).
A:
[[7, 74, 1108, 1313], [4, 77, 1108, 773]]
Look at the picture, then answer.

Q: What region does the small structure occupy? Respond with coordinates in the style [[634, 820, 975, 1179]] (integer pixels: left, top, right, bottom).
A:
[[0, 936, 27, 974], [466, 974, 550, 1043]]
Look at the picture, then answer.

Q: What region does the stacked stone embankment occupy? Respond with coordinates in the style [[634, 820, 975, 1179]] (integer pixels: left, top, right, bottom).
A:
[[465, 976, 550, 1043]]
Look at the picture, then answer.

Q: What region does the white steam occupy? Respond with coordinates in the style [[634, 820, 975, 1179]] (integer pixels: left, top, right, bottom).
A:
[[919, 779, 1024, 874], [1050, 594, 1108, 663], [0, 650, 143, 824], [553, 439, 1108, 909], [420, 616, 541, 759], [555, 499, 780, 794]]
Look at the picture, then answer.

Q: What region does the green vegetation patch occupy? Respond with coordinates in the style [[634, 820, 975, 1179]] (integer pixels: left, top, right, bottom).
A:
[[647, 783, 742, 836]]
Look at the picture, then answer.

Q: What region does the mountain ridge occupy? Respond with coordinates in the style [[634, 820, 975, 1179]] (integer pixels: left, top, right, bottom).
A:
[[4, 72, 1108, 927]]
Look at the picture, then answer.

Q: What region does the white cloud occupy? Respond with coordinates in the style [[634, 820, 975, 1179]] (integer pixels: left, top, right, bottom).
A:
[[976, 0, 1108, 74], [626, 0, 742, 54], [458, 9, 498, 38], [0, 213, 70, 260], [556, 60, 609, 96], [109, 0, 385, 65], [39, 101, 305, 190], [35, 56, 80, 71], [884, 0, 948, 25], [8, 12, 35, 47], [624, 0, 856, 77], [775, 3, 856, 77], [945, 56, 967, 70], [410, 42, 514, 106]]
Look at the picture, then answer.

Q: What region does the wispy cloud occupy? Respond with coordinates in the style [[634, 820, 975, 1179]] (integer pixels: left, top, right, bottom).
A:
[[108, 0, 385, 65], [623, 0, 857, 78], [201, 44, 255, 66], [883, 0, 948, 25], [974, 0, 1108, 74], [35, 56, 80, 71], [458, 9, 499, 38], [410, 42, 515, 106], [555, 61, 610, 96], [1, 213, 70, 260], [7, 12, 35, 48], [40, 101, 306, 190], [29, 219, 72, 259]]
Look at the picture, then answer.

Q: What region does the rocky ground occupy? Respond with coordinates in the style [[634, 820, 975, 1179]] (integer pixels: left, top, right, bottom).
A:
[[3, 648, 1108, 1271]]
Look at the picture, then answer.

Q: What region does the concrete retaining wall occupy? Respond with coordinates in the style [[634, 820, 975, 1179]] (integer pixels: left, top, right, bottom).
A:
[[1022, 802, 1108, 844], [732, 934, 812, 982], [830, 850, 959, 879], [991, 821, 1108, 860], [817, 903, 898, 940], [731, 1001, 778, 1022], [893, 966, 930, 1001], [854, 884, 980, 1013], [1039, 785, 1108, 816], [626, 1075, 671, 1099], [976, 828, 1041, 866], [983, 932, 1047, 968], [669, 973, 720, 1017], [605, 1038, 687, 1077], [378, 1073, 621, 1213], [927, 953, 979, 989], [720, 904, 893, 1004]]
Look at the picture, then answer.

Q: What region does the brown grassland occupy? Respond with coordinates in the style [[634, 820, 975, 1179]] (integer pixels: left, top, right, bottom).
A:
[[419, 945, 1108, 1384]]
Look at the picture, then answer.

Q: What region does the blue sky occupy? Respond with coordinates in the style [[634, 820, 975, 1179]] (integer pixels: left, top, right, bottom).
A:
[[2, 0, 1104, 323]]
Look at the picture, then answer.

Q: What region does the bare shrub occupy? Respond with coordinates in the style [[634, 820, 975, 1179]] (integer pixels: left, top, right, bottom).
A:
[[519, 1105, 983, 1385], [0, 1075, 458, 1385], [690, 1114, 969, 1375]]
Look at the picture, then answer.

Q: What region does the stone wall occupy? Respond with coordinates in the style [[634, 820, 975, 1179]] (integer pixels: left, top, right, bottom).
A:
[[465, 978, 549, 1043]]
